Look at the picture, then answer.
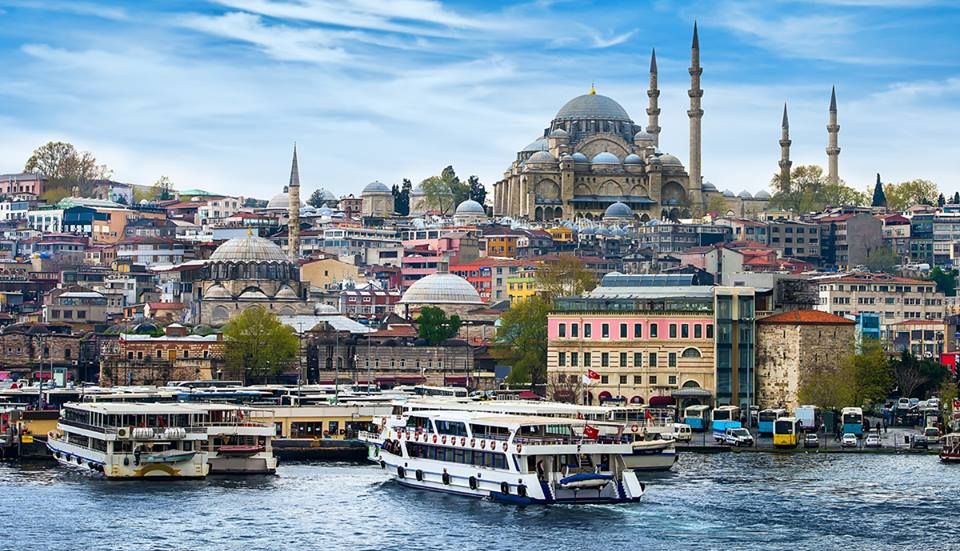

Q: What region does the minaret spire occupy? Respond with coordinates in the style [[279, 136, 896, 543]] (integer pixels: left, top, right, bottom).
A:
[[646, 48, 661, 147], [827, 86, 840, 185], [688, 21, 704, 210], [287, 143, 301, 259], [779, 103, 792, 193]]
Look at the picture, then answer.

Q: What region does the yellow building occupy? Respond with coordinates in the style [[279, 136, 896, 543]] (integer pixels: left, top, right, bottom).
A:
[[506, 267, 537, 302], [545, 226, 573, 244], [300, 256, 361, 290], [485, 235, 520, 258]]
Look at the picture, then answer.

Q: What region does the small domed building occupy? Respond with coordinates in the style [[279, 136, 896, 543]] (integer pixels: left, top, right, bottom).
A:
[[198, 232, 312, 325], [361, 181, 394, 218], [453, 200, 488, 225], [396, 271, 485, 318]]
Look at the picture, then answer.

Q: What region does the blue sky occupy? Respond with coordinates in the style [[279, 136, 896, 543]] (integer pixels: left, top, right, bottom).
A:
[[0, 0, 957, 200]]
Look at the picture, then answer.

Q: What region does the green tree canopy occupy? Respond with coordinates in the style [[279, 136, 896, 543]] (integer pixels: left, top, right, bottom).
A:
[[929, 267, 958, 297], [798, 338, 893, 409], [883, 179, 939, 211], [420, 166, 470, 215], [494, 296, 552, 386], [467, 175, 486, 205], [416, 306, 462, 345], [535, 254, 597, 299], [862, 246, 898, 274], [223, 306, 299, 383], [769, 165, 866, 213], [393, 179, 412, 216], [307, 189, 327, 208], [25, 141, 112, 198]]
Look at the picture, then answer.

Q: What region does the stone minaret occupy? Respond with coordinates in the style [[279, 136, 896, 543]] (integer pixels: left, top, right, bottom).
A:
[[287, 143, 301, 259], [779, 103, 792, 191], [688, 22, 703, 207], [646, 48, 661, 147], [826, 86, 840, 185]]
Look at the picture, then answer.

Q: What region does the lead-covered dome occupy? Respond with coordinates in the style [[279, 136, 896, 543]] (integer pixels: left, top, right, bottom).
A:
[[604, 201, 633, 219], [210, 235, 290, 263], [455, 200, 486, 215], [755, 190, 771, 199], [528, 150, 556, 164], [592, 152, 621, 165], [399, 272, 484, 306], [554, 94, 632, 122], [266, 187, 304, 210], [363, 181, 390, 194]]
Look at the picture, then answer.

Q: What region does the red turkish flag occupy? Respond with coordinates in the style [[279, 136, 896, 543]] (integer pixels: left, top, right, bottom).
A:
[[583, 425, 599, 440], [587, 369, 600, 380]]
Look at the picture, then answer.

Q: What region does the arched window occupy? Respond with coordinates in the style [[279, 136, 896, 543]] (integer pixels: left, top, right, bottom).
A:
[[681, 348, 702, 358]]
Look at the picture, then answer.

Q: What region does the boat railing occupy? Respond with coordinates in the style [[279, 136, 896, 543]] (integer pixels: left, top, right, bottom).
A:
[[100, 425, 207, 435]]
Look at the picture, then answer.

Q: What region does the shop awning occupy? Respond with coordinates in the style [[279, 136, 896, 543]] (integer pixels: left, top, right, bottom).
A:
[[648, 395, 675, 407], [671, 388, 713, 398]]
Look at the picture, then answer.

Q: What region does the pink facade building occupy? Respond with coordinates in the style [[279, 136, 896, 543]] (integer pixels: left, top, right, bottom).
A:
[[0, 173, 45, 197]]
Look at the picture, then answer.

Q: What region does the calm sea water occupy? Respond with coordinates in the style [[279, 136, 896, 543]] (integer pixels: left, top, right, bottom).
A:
[[1, 453, 956, 551]]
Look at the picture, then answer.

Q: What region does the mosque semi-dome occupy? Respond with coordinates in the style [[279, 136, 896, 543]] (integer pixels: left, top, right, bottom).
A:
[[634, 130, 655, 143], [554, 93, 632, 122], [399, 272, 484, 306], [455, 200, 486, 215], [521, 138, 549, 152], [624, 154, 643, 165], [210, 235, 291, 263], [658, 154, 684, 168], [738, 190, 753, 199], [571, 152, 589, 163], [528, 150, 556, 164]]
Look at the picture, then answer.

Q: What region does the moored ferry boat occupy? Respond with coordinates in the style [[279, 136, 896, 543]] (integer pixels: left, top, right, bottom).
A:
[[47, 403, 210, 479], [362, 411, 645, 504], [941, 433, 960, 463], [200, 405, 278, 475]]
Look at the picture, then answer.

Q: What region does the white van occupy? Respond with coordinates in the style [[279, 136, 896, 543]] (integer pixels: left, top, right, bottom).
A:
[[667, 423, 692, 443]]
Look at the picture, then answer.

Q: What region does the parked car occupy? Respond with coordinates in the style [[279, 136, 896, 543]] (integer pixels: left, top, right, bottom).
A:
[[721, 428, 754, 447], [667, 423, 693, 443], [841, 433, 858, 448], [911, 434, 929, 450], [897, 397, 911, 410], [864, 433, 882, 448], [803, 433, 819, 449], [924, 426, 941, 444]]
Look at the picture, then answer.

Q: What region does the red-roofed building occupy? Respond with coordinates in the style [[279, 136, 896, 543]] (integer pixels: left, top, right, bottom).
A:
[[756, 309, 856, 410], [449, 257, 536, 302]]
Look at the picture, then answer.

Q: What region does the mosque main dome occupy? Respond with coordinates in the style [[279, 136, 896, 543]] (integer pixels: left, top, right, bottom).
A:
[[553, 93, 633, 123], [210, 235, 291, 263], [399, 272, 484, 306]]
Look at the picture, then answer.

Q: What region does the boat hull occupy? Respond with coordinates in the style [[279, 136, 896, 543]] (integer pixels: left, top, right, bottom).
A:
[[47, 438, 209, 479], [208, 453, 278, 475], [624, 441, 678, 472], [940, 452, 960, 463]]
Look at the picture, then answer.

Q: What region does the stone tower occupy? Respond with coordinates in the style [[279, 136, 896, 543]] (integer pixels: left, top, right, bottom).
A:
[[287, 143, 301, 259], [646, 48, 661, 147], [826, 86, 840, 186], [688, 22, 704, 208], [779, 103, 792, 191]]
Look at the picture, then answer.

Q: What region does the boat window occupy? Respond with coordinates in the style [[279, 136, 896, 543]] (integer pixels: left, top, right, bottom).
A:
[[405, 416, 432, 431], [435, 420, 468, 437], [469, 424, 510, 439]]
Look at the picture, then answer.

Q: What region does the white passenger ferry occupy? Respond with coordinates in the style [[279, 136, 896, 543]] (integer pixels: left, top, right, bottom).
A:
[[363, 410, 645, 504], [47, 403, 211, 479], [200, 405, 278, 475], [369, 399, 677, 472]]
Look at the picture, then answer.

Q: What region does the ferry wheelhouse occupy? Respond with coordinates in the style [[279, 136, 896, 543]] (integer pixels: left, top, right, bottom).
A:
[[364, 411, 645, 504], [47, 403, 210, 479], [201, 405, 278, 475], [940, 433, 960, 463]]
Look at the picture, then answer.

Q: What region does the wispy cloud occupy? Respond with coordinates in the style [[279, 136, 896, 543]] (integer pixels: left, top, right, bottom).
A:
[[585, 28, 638, 49], [1, 0, 128, 20]]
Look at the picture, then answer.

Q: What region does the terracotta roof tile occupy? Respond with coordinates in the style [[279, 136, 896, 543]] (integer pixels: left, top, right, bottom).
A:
[[758, 309, 855, 325]]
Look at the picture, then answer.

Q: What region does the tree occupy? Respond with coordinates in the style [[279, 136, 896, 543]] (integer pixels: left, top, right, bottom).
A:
[[307, 189, 327, 208], [494, 296, 552, 386], [151, 176, 174, 201], [468, 175, 486, 206], [25, 141, 112, 194], [706, 194, 731, 217], [416, 306, 462, 345], [954, 192, 960, 205], [798, 338, 893, 409], [892, 352, 927, 399], [871, 174, 887, 208], [862, 246, 898, 274], [393, 179, 412, 216], [244, 197, 267, 208], [547, 372, 583, 403], [884, 179, 939, 211], [769, 165, 866, 212], [420, 166, 470, 215], [929, 266, 958, 297], [222, 306, 299, 383], [535, 254, 597, 299], [939, 193, 946, 208]]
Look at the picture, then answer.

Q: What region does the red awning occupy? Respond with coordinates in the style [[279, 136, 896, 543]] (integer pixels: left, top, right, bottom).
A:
[[648, 395, 675, 407], [518, 390, 541, 400], [598, 390, 613, 400], [630, 396, 644, 404]]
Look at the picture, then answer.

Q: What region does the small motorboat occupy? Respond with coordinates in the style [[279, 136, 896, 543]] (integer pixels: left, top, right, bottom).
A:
[[140, 449, 197, 464], [940, 433, 960, 463], [559, 472, 613, 489], [217, 445, 265, 456]]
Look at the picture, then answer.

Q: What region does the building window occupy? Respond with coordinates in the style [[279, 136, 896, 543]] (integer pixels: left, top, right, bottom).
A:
[[649, 376, 657, 385], [127, 352, 133, 360], [558, 352, 566, 367], [619, 375, 627, 385], [634, 323, 642, 338], [571, 352, 578, 367], [706, 324, 714, 339], [669, 324, 677, 338], [619, 352, 627, 367], [681, 324, 689, 339], [584, 324, 591, 338], [669, 376, 677, 385], [633, 375, 641, 384], [620, 324, 627, 338], [694, 324, 703, 339], [634, 352, 642, 367], [650, 324, 658, 338], [571, 324, 579, 338], [601, 324, 609, 338], [156, 349, 162, 358], [136, 351, 143, 360], [584, 353, 591, 367], [183, 350, 189, 359], [668, 353, 677, 367], [649, 353, 657, 367], [681, 348, 702, 358], [601, 353, 609, 367], [558, 324, 566, 338], [601, 375, 608, 384]]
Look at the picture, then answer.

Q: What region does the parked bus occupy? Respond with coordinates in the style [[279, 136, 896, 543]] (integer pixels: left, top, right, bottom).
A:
[[683, 404, 712, 432], [711, 405, 741, 441], [758, 408, 787, 436], [795, 405, 822, 433], [841, 407, 864, 436], [773, 417, 802, 448]]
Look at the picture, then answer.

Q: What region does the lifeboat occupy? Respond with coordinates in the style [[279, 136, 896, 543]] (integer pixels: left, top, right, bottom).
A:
[[559, 472, 614, 490], [216, 445, 265, 456]]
